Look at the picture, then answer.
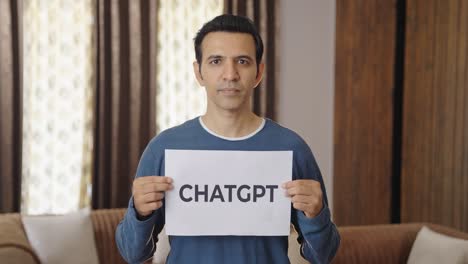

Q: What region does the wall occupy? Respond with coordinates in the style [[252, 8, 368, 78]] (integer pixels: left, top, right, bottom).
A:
[[401, 0, 468, 232], [277, 0, 336, 212], [333, 0, 397, 225], [332, 0, 468, 231]]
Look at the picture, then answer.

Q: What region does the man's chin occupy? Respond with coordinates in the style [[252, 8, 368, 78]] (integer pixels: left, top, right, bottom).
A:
[[209, 98, 249, 113], [216, 103, 245, 112]]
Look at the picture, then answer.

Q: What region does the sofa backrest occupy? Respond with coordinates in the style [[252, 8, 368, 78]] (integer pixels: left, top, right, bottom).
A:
[[3, 208, 468, 264]]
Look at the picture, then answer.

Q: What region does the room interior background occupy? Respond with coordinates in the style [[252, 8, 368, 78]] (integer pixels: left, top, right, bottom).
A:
[[1, 0, 467, 233], [0, 0, 278, 214]]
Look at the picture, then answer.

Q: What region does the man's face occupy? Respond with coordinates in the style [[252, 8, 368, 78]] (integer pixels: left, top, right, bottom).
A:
[[194, 32, 264, 113]]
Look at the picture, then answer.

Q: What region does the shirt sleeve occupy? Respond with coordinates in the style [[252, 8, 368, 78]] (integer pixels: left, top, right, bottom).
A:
[[115, 140, 166, 264], [290, 141, 340, 264]]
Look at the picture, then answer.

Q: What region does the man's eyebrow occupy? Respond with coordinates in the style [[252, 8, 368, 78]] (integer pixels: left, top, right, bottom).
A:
[[206, 55, 224, 61], [235, 55, 254, 61], [205, 55, 254, 61]]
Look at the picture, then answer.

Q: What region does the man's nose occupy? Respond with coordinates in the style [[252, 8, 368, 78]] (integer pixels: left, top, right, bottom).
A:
[[222, 61, 240, 81]]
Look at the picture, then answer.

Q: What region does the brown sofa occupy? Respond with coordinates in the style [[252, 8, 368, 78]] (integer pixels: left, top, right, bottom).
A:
[[0, 209, 129, 264], [331, 223, 468, 263], [1, 208, 467, 264]]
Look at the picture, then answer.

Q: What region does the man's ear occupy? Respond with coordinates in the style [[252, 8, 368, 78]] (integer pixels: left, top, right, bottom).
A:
[[253, 62, 265, 88], [193, 61, 204, 85]]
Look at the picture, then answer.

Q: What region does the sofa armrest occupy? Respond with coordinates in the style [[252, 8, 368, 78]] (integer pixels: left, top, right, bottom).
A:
[[90, 208, 127, 264], [332, 223, 468, 264], [0, 214, 40, 264], [332, 223, 422, 264]]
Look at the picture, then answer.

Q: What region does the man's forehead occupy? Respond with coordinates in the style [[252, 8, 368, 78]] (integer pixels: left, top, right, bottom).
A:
[[201, 32, 256, 55]]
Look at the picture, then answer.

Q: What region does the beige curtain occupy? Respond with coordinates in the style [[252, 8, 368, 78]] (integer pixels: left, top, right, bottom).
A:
[[92, 0, 158, 209], [224, 0, 278, 120], [0, 0, 22, 213], [22, 0, 96, 215]]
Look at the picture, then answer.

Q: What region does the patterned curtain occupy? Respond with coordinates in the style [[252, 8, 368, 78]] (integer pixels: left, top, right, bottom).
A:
[[224, 0, 278, 120], [2, 0, 226, 213], [0, 0, 22, 213], [156, 0, 223, 133], [21, 0, 96, 214]]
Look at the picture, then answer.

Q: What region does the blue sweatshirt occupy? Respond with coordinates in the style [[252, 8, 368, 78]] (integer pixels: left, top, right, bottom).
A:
[[116, 117, 340, 264]]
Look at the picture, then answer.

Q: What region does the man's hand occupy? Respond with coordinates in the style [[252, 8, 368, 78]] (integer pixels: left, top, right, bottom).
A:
[[132, 176, 173, 218], [282, 179, 323, 218]]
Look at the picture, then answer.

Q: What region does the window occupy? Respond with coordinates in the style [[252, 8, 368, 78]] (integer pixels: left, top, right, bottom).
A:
[[21, 0, 223, 214], [156, 0, 223, 132], [22, 0, 95, 214]]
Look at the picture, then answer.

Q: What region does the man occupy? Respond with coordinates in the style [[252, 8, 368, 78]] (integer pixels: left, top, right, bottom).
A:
[[116, 14, 340, 264]]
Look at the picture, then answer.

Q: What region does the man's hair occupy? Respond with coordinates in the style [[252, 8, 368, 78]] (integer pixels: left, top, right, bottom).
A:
[[194, 14, 264, 72]]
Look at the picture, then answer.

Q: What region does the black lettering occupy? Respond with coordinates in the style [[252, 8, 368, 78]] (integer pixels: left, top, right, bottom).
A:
[[265, 185, 278, 202], [237, 185, 251, 202], [180, 184, 278, 203], [179, 184, 193, 202], [253, 185, 266, 202], [224, 185, 236, 202], [195, 184, 208, 202], [209, 185, 225, 202]]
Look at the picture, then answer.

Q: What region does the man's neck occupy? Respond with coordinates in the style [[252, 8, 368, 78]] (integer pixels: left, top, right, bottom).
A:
[[201, 110, 263, 138]]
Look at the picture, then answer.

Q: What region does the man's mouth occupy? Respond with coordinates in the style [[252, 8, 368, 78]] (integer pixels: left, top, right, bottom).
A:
[[217, 88, 240, 95]]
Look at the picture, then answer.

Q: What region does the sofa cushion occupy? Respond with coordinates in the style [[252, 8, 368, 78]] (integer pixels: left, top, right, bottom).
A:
[[288, 225, 309, 264], [22, 209, 99, 264], [153, 227, 171, 264], [0, 216, 40, 264], [407, 226, 468, 264]]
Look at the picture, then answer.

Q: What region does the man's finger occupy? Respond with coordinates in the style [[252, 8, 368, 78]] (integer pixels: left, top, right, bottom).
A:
[[141, 182, 173, 194], [292, 202, 310, 213], [285, 185, 314, 196], [135, 176, 173, 185], [290, 194, 311, 204], [281, 179, 320, 189], [141, 201, 163, 213], [143, 192, 165, 203]]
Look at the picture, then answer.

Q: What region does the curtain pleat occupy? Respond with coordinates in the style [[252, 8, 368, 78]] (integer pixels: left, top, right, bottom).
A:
[[0, 0, 23, 213], [92, 0, 158, 209]]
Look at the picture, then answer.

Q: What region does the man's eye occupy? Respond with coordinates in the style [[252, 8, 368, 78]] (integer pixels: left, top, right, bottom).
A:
[[238, 59, 249, 65], [210, 59, 220, 64]]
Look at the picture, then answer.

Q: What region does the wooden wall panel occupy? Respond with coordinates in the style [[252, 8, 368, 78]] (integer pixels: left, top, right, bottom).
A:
[[402, 0, 468, 232], [334, 1, 396, 225]]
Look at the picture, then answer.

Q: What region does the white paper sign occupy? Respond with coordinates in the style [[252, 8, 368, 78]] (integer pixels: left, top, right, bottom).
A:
[[164, 150, 292, 236]]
